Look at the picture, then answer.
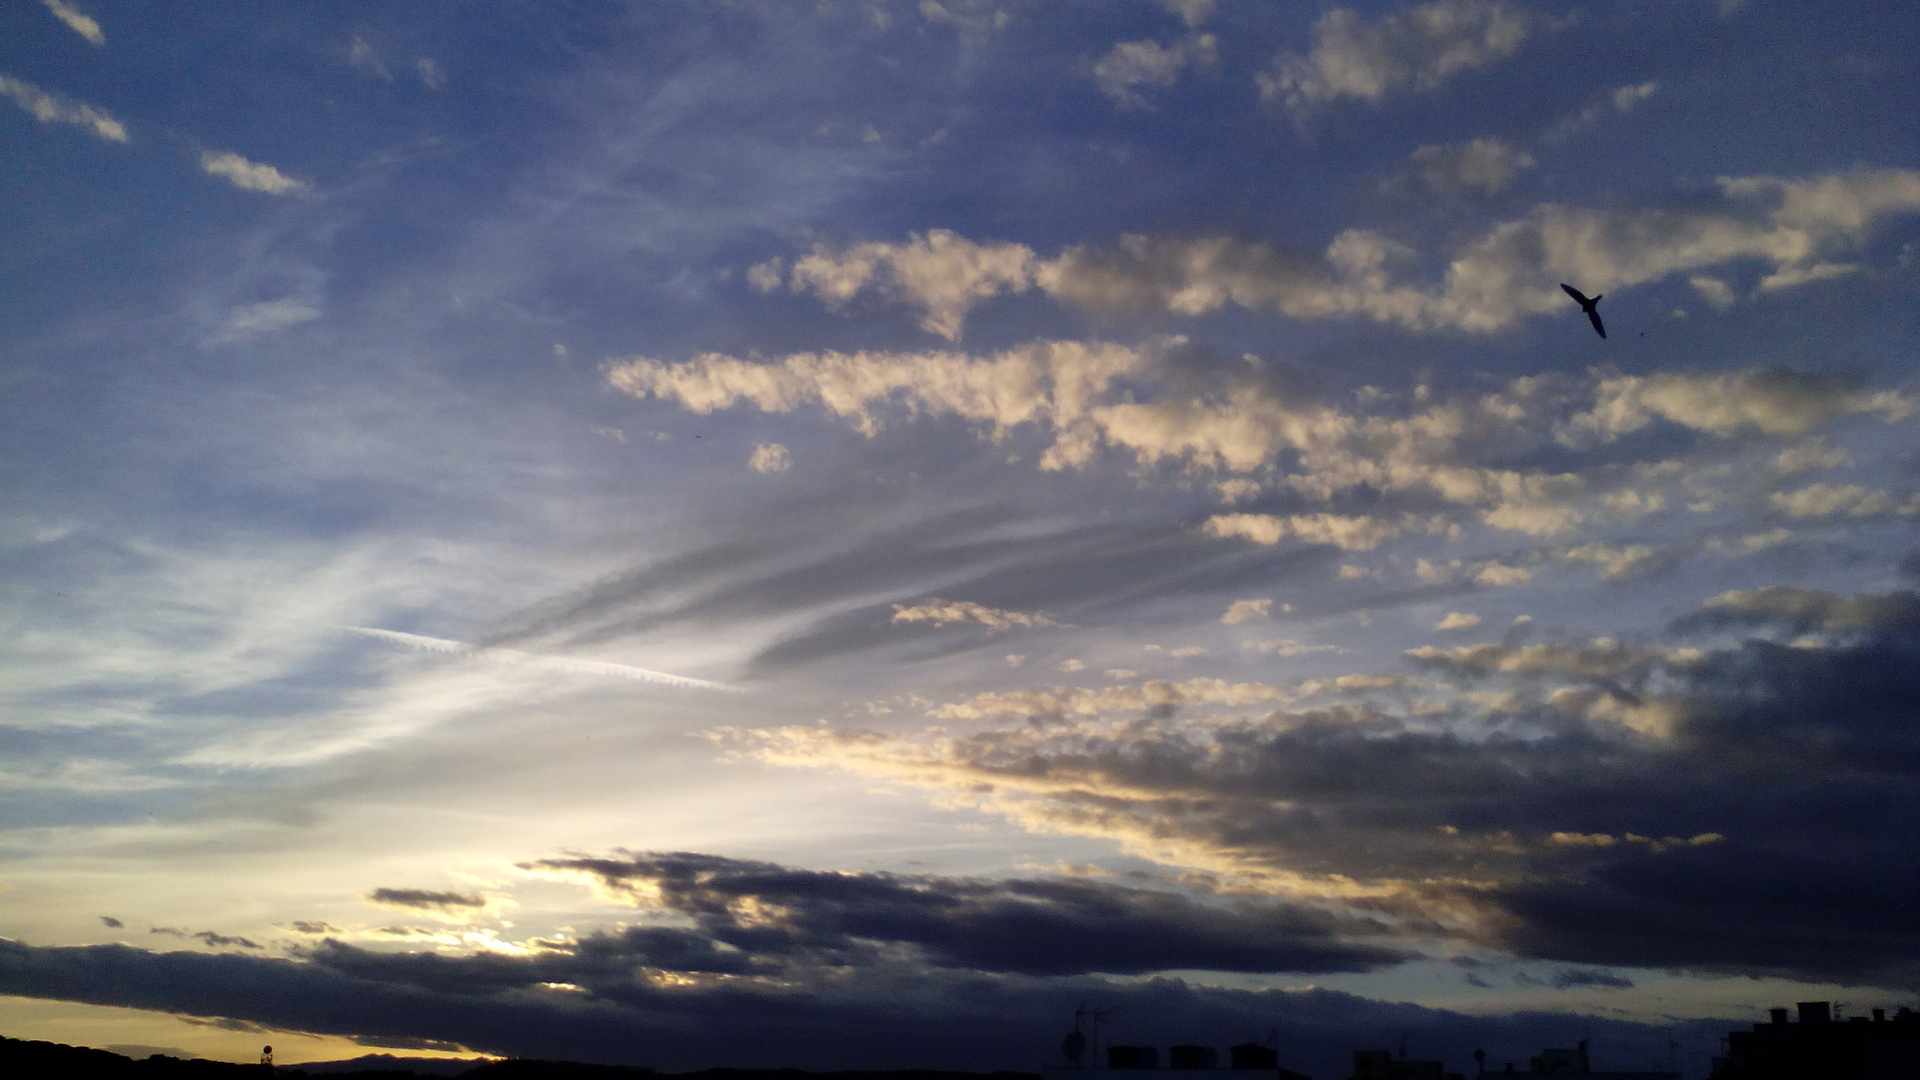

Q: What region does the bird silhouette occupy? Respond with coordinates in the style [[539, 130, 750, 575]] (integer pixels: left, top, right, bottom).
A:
[[1561, 283, 1606, 338]]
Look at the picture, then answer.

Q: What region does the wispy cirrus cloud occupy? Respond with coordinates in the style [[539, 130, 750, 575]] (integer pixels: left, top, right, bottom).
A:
[[42, 0, 104, 45], [348, 627, 737, 692], [0, 73, 126, 141], [200, 150, 309, 195]]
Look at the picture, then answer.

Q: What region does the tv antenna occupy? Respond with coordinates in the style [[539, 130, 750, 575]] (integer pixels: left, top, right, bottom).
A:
[[1062, 1003, 1118, 1064]]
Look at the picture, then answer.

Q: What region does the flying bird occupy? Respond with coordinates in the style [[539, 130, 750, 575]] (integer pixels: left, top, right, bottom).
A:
[[1561, 283, 1606, 338]]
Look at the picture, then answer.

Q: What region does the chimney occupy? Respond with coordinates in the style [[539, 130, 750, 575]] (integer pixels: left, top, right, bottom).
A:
[[1769, 1008, 1789, 1027]]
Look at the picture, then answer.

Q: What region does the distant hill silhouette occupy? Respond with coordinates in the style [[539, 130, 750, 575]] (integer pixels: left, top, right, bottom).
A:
[[0, 1037, 1041, 1080]]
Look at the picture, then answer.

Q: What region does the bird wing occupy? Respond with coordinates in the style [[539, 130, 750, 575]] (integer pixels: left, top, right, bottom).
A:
[[1586, 307, 1606, 339], [1561, 283, 1590, 304]]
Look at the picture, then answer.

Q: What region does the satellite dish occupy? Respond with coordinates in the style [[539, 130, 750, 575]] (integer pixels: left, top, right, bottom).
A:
[[1062, 1030, 1087, 1062]]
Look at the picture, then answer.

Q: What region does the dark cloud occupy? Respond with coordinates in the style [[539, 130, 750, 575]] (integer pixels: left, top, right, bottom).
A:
[[191, 931, 263, 950], [1548, 969, 1633, 990], [526, 851, 1409, 977], [753, 587, 1920, 987], [0, 938, 1730, 1076], [366, 888, 488, 913], [98, 916, 123, 929], [287, 921, 341, 935]]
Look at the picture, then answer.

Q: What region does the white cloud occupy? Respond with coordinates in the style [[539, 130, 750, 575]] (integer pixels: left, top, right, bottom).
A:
[[0, 74, 126, 142], [1393, 138, 1534, 196], [43, 0, 104, 45], [200, 150, 309, 195], [1204, 512, 1441, 551], [1563, 542, 1668, 580], [1771, 438, 1851, 476], [211, 300, 321, 344], [1769, 483, 1920, 519], [786, 229, 1035, 339], [1434, 611, 1481, 631], [758, 169, 1920, 340], [1689, 275, 1735, 309], [748, 442, 791, 473], [1035, 168, 1920, 333], [1220, 598, 1272, 625], [890, 599, 1059, 632], [1159, 0, 1214, 26], [415, 57, 446, 90], [1611, 81, 1658, 112], [1258, 0, 1538, 115], [1563, 369, 1913, 444], [1093, 34, 1215, 108], [348, 627, 738, 692]]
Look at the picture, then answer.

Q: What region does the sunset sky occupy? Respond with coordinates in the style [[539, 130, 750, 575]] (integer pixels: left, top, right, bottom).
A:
[[3, 2, 1917, 1076]]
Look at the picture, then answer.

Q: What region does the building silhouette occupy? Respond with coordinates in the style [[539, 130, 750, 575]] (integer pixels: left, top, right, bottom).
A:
[[1709, 1002, 1920, 1079]]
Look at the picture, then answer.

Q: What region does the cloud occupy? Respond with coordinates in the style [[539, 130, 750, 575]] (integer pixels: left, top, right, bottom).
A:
[[1258, 0, 1539, 116], [528, 851, 1408, 977], [0, 74, 126, 141], [1769, 483, 1920, 519], [748, 442, 791, 473], [1561, 369, 1912, 445], [785, 230, 1036, 339], [42, 0, 104, 45], [1093, 34, 1216, 109], [0, 937, 1708, 1076], [1204, 513, 1443, 551], [200, 150, 310, 195], [1689, 275, 1736, 309], [98, 916, 123, 929], [754, 169, 1920, 340], [1562, 542, 1671, 581], [1434, 612, 1481, 631], [367, 888, 488, 914], [611, 342, 1908, 547], [891, 599, 1060, 631], [730, 585, 1920, 987], [211, 299, 321, 343], [1389, 138, 1535, 197], [348, 627, 737, 693], [1036, 168, 1920, 333], [1221, 598, 1272, 625]]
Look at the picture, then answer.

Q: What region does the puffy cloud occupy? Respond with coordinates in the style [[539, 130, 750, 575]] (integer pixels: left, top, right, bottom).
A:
[[1770, 483, 1920, 519], [748, 442, 791, 473], [606, 340, 1144, 452], [1204, 512, 1441, 551], [0, 73, 126, 141], [1390, 138, 1535, 197], [42, 0, 104, 45], [1038, 168, 1920, 333], [786, 230, 1036, 340], [1691, 587, 1920, 634], [890, 599, 1060, 631], [200, 150, 310, 195], [1562, 369, 1913, 445], [1220, 598, 1272, 625], [1434, 612, 1481, 631], [758, 169, 1920, 339], [1562, 542, 1670, 580], [1258, 0, 1538, 115], [1093, 34, 1216, 109], [1415, 557, 1536, 587], [1689, 275, 1736, 309], [611, 345, 1907, 544]]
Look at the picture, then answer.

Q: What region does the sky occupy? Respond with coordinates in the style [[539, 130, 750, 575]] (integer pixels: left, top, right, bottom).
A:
[[2, 1, 1918, 1076]]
